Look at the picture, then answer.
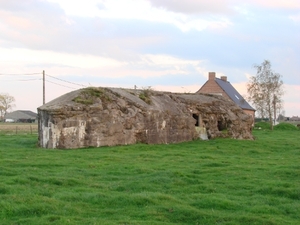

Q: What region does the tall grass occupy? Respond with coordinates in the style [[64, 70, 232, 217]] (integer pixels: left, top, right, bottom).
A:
[[0, 129, 299, 224], [0, 123, 38, 135]]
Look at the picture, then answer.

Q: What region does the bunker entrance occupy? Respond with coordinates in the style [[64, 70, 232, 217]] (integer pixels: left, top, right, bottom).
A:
[[217, 120, 227, 131], [193, 114, 199, 126]]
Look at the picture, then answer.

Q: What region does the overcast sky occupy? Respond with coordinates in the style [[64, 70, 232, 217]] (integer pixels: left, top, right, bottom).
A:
[[0, 0, 299, 116]]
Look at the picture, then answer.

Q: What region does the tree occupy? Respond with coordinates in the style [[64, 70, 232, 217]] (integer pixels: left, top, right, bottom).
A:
[[0, 93, 15, 119], [247, 60, 284, 130]]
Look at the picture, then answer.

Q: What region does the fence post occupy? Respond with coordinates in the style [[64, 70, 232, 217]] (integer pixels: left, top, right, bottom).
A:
[[16, 126, 18, 134]]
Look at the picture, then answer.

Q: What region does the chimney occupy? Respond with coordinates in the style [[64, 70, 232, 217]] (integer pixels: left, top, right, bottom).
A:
[[208, 72, 216, 80], [221, 76, 227, 82]]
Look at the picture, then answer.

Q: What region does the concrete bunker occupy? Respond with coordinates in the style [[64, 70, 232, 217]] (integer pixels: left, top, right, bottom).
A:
[[38, 87, 254, 149]]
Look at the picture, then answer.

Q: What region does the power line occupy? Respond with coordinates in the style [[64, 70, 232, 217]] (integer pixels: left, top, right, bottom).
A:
[[45, 80, 77, 90], [0, 72, 87, 88], [0, 72, 41, 76], [0, 71, 87, 105], [0, 78, 42, 82], [46, 74, 86, 88]]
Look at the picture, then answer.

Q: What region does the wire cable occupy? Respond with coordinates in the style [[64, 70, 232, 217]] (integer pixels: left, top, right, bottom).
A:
[[46, 74, 86, 87], [0, 78, 42, 82], [0, 72, 86, 89], [45, 80, 77, 89], [0, 73, 41, 76]]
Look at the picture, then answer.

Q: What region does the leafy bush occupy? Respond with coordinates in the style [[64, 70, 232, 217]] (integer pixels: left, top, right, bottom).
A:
[[73, 87, 110, 105], [139, 87, 153, 104], [254, 121, 271, 130], [274, 122, 299, 131]]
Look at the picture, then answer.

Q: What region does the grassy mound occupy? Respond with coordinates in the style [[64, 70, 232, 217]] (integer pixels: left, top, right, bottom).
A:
[[274, 122, 299, 131]]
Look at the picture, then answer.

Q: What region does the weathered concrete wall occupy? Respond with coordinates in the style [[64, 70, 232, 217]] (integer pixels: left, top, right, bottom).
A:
[[38, 87, 254, 149]]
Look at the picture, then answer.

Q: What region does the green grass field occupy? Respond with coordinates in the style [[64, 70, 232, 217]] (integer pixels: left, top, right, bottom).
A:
[[0, 127, 299, 224]]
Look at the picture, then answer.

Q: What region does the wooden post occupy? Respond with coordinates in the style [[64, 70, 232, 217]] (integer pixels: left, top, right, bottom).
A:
[[30, 125, 32, 135], [15, 126, 18, 134]]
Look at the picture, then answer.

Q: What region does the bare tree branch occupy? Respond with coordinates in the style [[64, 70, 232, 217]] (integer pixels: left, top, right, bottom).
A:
[[247, 60, 284, 130], [0, 93, 16, 119]]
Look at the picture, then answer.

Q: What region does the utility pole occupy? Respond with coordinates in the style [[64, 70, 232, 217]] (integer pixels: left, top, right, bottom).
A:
[[43, 70, 45, 105]]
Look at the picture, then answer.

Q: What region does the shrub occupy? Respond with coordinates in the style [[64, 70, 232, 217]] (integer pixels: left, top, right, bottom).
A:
[[139, 87, 153, 104], [73, 87, 110, 105], [274, 122, 299, 131], [254, 122, 271, 130]]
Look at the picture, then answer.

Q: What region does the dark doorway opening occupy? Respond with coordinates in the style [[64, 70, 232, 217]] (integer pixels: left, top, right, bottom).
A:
[[217, 120, 227, 131], [193, 114, 199, 126]]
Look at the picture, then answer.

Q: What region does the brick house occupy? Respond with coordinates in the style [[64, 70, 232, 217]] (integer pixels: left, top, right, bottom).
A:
[[196, 72, 255, 119]]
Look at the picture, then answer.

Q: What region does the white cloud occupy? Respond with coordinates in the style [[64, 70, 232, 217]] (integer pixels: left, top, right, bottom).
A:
[[46, 0, 232, 32], [46, 0, 300, 19], [289, 13, 300, 23], [149, 0, 300, 14], [97, 0, 231, 32], [153, 84, 200, 93], [47, 0, 101, 17], [148, 0, 235, 14], [120, 54, 208, 78], [250, 0, 300, 9], [275, 84, 300, 117], [0, 47, 207, 79], [0, 0, 298, 117], [0, 47, 124, 69], [141, 54, 201, 68]]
